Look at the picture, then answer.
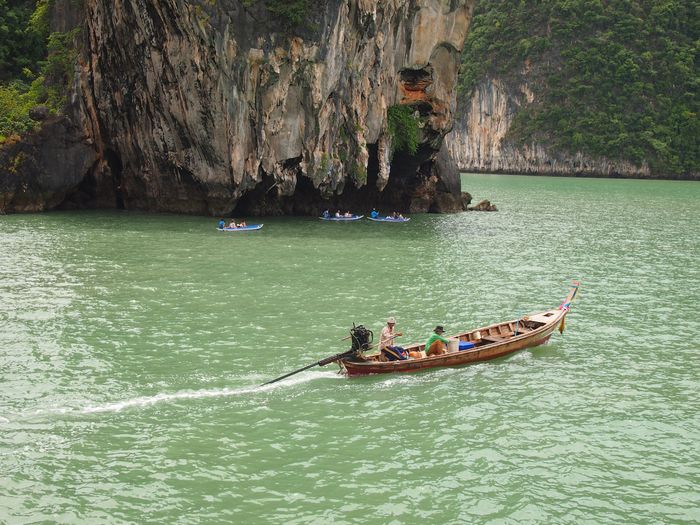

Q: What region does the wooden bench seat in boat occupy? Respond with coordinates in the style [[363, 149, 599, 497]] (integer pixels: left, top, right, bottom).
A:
[[480, 335, 508, 343]]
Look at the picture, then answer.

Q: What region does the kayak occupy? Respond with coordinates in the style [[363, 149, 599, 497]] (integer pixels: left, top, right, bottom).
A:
[[367, 216, 410, 222], [319, 215, 364, 221], [217, 224, 264, 231]]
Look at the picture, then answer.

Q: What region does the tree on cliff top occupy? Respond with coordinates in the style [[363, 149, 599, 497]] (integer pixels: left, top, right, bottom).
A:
[[0, 0, 79, 142], [0, 0, 46, 81]]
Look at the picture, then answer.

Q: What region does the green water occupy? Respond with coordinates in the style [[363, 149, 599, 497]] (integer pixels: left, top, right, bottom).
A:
[[1, 174, 698, 524]]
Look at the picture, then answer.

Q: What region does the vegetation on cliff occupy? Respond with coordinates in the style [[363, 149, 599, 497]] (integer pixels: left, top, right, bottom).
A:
[[0, 0, 78, 143], [459, 0, 699, 175], [388, 105, 420, 155]]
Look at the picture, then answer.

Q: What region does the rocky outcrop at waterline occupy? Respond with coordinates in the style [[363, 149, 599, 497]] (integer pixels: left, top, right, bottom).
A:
[[0, 0, 477, 215], [467, 199, 496, 211], [446, 77, 663, 179]]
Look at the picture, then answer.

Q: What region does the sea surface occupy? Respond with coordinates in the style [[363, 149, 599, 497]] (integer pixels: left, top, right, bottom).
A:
[[1, 174, 698, 524]]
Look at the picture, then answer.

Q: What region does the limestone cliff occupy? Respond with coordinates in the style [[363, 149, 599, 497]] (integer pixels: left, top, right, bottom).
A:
[[447, 78, 660, 178], [1, 0, 476, 214]]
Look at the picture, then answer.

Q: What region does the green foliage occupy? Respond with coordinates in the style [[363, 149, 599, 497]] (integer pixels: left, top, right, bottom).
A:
[[459, 0, 700, 175], [0, 0, 48, 81], [0, 80, 41, 139], [0, 1, 79, 142], [265, 0, 310, 27], [351, 161, 367, 184], [28, 0, 51, 37], [242, 0, 313, 31], [387, 105, 420, 155]]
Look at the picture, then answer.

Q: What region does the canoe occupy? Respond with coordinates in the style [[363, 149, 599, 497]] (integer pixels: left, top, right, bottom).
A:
[[338, 282, 579, 376], [367, 216, 411, 222], [319, 215, 364, 221], [217, 224, 263, 231]]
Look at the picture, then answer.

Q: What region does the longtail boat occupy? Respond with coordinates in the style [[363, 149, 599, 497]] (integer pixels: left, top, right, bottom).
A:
[[338, 282, 579, 377]]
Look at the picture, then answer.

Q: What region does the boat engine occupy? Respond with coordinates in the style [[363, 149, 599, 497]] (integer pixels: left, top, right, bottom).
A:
[[316, 324, 374, 367], [349, 324, 373, 353]]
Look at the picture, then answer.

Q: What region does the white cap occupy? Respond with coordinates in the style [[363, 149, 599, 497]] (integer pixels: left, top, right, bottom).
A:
[[387, 317, 396, 324]]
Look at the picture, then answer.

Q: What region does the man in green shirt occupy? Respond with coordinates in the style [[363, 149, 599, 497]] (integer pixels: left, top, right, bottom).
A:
[[425, 326, 449, 356]]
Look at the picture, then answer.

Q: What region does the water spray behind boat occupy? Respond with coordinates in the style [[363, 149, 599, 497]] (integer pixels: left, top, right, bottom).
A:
[[261, 323, 373, 385]]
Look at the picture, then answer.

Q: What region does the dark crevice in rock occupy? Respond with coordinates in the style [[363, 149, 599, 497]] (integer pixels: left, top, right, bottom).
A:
[[104, 149, 125, 209], [400, 67, 432, 87]]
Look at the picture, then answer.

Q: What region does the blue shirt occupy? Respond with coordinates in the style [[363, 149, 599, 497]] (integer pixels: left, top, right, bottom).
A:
[[218, 220, 225, 228], [370, 210, 379, 218]]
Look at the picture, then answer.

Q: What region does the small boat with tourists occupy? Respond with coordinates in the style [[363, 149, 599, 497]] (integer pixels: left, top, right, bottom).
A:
[[217, 224, 264, 232], [338, 282, 579, 376], [367, 216, 411, 223], [319, 214, 364, 221], [261, 282, 579, 385]]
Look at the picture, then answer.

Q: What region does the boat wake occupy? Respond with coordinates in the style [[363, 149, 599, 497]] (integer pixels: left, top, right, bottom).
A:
[[1, 370, 339, 422]]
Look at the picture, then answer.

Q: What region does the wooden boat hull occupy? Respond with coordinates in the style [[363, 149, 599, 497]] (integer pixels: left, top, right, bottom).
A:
[[338, 284, 578, 376]]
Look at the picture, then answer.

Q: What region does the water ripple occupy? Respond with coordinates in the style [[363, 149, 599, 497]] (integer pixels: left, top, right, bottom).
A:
[[1, 179, 699, 523]]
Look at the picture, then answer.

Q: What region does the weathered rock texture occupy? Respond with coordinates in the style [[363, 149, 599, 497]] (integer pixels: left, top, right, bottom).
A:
[[447, 77, 658, 178], [1, 0, 477, 214]]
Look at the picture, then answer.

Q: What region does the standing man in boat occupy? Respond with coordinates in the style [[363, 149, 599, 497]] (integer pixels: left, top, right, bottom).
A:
[[425, 326, 449, 356]]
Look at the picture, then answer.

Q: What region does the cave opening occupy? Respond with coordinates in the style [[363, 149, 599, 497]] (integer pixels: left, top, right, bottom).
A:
[[104, 149, 125, 210]]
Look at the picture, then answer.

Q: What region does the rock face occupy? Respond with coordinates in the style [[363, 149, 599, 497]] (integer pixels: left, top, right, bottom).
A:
[[1, 0, 477, 214], [0, 117, 98, 212], [446, 78, 657, 178]]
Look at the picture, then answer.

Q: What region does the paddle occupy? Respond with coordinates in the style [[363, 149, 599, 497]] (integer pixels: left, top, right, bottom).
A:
[[261, 324, 374, 386]]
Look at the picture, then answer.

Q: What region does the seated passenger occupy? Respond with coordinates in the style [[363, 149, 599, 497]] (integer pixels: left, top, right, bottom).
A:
[[218, 218, 226, 229], [370, 208, 379, 219], [237, 220, 247, 228], [228, 220, 237, 228], [382, 346, 409, 361], [344, 211, 353, 218], [322, 209, 330, 219], [425, 325, 449, 356], [335, 211, 342, 218]]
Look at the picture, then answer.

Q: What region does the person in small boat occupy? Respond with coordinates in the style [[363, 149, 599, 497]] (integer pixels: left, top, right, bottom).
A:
[[237, 220, 247, 228], [425, 326, 449, 356], [228, 219, 237, 229], [370, 208, 379, 219], [322, 209, 330, 219], [218, 218, 225, 229], [344, 211, 353, 218], [335, 211, 342, 218], [378, 317, 407, 360]]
